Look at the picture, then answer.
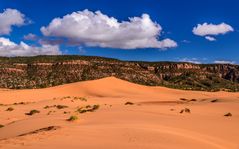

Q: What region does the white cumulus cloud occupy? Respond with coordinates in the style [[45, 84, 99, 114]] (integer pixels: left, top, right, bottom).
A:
[[0, 37, 61, 56], [0, 8, 26, 35], [192, 23, 234, 41], [193, 23, 234, 36], [41, 9, 177, 49], [205, 36, 216, 41]]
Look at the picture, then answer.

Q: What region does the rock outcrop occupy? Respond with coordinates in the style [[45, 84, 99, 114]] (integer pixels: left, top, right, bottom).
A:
[[0, 55, 238, 91]]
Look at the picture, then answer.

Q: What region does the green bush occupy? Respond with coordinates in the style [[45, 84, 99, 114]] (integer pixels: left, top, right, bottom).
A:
[[67, 115, 78, 121]]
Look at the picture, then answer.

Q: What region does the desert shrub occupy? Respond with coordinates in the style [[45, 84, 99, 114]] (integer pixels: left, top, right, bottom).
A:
[[6, 107, 14, 111], [44, 105, 68, 109], [44, 105, 50, 109], [61, 96, 71, 100], [180, 109, 184, 113], [56, 105, 68, 109], [13, 102, 25, 105], [85, 105, 91, 108], [224, 113, 232, 117], [0, 124, 4, 128], [184, 108, 191, 113], [25, 109, 40, 115], [190, 99, 197, 102], [211, 99, 218, 103], [80, 97, 87, 101], [78, 109, 88, 113], [67, 115, 78, 121], [179, 98, 188, 101], [73, 97, 87, 102], [92, 104, 100, 110], [180, 108, 191, 114], [63, 111, 70, 114], [47, 110, 56, 115], [77, 104, 100, 114], [125, 102, 134, 105], [47, 111, 52, 115]]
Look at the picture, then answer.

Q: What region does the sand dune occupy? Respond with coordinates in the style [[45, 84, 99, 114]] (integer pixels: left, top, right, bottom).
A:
[[0, 77, 239, 149]]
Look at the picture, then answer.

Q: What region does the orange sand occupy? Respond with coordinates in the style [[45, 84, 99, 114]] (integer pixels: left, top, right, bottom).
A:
[[0, 77, 238, 149]]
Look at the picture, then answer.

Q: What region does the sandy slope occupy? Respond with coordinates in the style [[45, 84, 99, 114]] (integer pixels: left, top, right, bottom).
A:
[[0, 77, 239, 149]]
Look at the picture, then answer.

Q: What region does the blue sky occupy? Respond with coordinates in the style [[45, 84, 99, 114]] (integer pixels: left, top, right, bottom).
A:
[[0, 0, 239, 64]]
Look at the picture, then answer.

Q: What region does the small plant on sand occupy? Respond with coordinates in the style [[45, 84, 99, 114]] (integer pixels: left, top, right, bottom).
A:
[[184, 108, 191, 113], [180, 108, 191, 114], [47, 111, 52, 115], [25, 109, 40, 116], [44, 105, 50, 109], [44, 105, 68, 109], [78, 109, 88, 113], [47, 110, 56, 115], [13, 102, 26, 105], [92, 104, 100, 111], [80, 97, 87, 102], [180, 109, 184, 113], [0, 124, 4, 128], [61, 96, 71, 100], [179, 98, 188, 101], [63, 111, 70, 114], [6, 107, 14, 111], [190, 99, 197, 102], [211, 99, 219, 103], [73, 97, 87, 102], [77, 104, 100, 114], [125, 102, 134, 105], [224, 112, 232, 117], [67, 115, 78, 121], [56, 105, 68, 109], [85, 105, 91, 108]]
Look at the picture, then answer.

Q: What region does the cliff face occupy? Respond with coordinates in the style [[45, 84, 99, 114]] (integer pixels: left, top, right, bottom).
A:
[[0, 55, 239, 91]]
